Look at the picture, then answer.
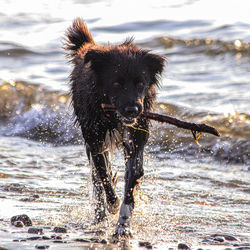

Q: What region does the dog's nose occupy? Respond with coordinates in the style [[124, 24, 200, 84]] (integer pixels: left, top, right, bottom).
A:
[[124, 106, 139, 117]]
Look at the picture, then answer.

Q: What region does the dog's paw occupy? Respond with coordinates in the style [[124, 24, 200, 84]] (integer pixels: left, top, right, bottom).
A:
[[114, 223, 132, 238], [113, 202, 133, 237], [107, 197, 120, 214]]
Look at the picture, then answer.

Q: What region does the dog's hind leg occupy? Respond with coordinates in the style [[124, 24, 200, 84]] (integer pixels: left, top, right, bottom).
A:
[[90, 151, 120, 215], [103, 151, 120, 214]]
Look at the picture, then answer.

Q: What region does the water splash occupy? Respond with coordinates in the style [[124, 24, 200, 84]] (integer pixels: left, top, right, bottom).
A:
[[0, 81, 249, 164]]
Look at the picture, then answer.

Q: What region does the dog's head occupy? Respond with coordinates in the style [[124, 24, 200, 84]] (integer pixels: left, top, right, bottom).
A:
[[84, 42, 165, 125]]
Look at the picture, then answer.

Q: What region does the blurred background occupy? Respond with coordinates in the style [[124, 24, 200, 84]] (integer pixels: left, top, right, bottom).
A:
[[0, 0, 249, 248]]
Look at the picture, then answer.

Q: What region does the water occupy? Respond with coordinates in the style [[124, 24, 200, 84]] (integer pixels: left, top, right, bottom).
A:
[[0, 0, 249, 249]]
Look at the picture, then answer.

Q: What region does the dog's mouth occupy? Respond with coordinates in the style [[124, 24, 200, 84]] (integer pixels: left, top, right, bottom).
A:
[[102, 104, 140, 126], [121, 117, 136, 126], [117, 113, 137, 126]]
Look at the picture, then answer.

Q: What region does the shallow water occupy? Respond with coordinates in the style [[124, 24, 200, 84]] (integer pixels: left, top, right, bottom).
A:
[[0, 137, 249, 249], [0, 0, 250, 249]]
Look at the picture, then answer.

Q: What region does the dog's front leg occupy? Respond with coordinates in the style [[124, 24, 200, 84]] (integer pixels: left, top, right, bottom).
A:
[[115, 127, 147, 237], [86, 144, 107, 223]]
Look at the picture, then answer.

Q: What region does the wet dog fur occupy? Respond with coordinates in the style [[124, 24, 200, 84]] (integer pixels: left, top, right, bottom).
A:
[[65, 18, 165, 237]]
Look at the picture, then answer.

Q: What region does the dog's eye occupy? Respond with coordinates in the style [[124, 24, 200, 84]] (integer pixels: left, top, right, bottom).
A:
[[113, 82, 120, 87]]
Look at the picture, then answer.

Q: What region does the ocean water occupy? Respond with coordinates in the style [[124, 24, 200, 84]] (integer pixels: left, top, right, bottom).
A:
[[0, 0, 249, 249]]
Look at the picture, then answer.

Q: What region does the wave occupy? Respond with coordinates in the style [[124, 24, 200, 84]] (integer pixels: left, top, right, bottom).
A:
[[0, 81, 249, 165], [140, 37, 250, 57], [1, 36, 249, 60], [0, 42, 60, 58], [0, 81, 81, 145], [148, 103, 249, 165], [161, 37, 250, 56], [0, 48, 39, 57]]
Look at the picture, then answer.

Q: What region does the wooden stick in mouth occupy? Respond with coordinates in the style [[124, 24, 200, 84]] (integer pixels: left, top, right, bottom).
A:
[[101, 103, 220, 137]]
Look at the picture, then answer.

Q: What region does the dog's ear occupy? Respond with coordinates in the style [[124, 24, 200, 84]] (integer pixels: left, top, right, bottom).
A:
[[84, 50, 111, 72], [143, 53, 166, 80]]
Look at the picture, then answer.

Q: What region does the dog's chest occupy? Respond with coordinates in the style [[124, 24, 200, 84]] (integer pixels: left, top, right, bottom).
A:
[[102, 127, 123, 154]]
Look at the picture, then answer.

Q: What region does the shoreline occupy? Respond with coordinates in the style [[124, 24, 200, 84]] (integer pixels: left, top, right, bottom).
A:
[[0, 219, 249, 250]]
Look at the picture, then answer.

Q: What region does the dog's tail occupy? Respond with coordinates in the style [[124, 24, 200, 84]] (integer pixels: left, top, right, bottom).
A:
[[64, 18, 94, 57]]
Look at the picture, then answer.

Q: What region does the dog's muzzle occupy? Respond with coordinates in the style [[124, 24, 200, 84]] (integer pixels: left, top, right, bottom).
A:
[[118, 115, 136, 126], [117, 105, 142, 126]]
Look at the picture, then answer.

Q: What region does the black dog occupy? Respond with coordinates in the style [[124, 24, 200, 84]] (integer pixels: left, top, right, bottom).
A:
[[65, 18, 165, 237]]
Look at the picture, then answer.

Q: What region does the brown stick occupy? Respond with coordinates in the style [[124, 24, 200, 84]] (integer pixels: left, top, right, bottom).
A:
[[101, 104, 220, 137]]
